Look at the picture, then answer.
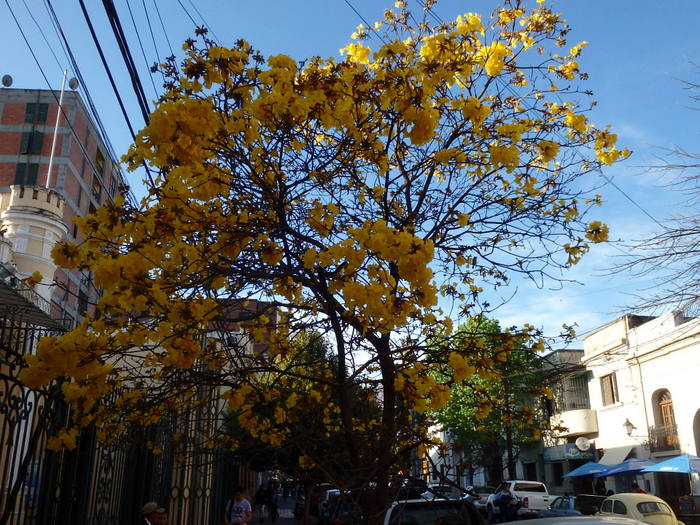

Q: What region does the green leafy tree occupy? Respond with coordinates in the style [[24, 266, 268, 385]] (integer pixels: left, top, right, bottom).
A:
[[434, 317, 552, 483]]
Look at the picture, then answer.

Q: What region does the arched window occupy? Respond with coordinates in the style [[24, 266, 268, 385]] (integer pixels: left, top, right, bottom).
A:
[[658, 391, 676, 429], [653, 389, 678, 450]]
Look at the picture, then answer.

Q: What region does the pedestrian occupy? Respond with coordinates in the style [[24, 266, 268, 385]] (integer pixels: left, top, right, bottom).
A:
[[267, 480, 279, 523], [495, 482, 516, 523], [225, 487, 253, 525], [255, 483, 269, 523], [155, 508, 168, 525], [594, 477, 607, 496], [142, 502, 160, 525], [632, 482, 647, 494]]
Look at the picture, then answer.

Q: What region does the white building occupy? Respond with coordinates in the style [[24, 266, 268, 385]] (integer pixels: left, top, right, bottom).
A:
[[580, 312, 700, 502]]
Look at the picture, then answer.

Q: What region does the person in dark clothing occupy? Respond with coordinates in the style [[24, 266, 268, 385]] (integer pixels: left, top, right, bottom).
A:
[[254, 484, 269, 523], [495, 482, 518, 523]]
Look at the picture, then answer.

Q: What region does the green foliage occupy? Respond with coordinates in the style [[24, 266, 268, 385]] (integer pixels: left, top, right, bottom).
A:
[[433, 317, 550, 482]]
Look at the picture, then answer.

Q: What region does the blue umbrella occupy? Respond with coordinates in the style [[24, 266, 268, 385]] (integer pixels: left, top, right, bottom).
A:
[[563, 461, 612, 478], [594, 458, 656, 477], [641, 455, 700, 474]]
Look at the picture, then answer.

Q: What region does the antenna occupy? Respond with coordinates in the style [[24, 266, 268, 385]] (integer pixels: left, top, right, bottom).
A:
[[1, 74, 12, 87]]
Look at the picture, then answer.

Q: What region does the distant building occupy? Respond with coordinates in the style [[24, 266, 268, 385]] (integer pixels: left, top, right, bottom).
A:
[[582, 312, 700, 507], [0, 87, 126, 327]]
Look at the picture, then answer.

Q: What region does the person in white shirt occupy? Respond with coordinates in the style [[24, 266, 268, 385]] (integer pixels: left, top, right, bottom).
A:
[[225, 487, 253, 525]]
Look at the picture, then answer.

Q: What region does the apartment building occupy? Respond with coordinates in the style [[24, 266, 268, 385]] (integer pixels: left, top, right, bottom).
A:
[[0, 87, 125, 327]]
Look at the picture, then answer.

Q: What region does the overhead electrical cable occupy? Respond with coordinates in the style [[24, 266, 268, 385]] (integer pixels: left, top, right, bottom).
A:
[[20, 0, 64, 72], [5, 0, 137, 208], [124, 0, 160, 98], [342, 0, 387, 44], [75, 0, 138, 140], [101, 0, 152, 124], [151, 0, 174, 57], [179, 0, 220, 43], [45, 0, 123, 164], [141, 0, 163, 70]]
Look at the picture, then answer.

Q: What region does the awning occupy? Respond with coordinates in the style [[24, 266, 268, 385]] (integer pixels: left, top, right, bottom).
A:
[[599, 446, 634, 466]]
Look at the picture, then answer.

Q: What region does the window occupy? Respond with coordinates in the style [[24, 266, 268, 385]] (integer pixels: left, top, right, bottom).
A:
[[25, 102, 49, 123], [95, 149, 105, 175], [600, 373, 619, 406], [601, 500, 613, 513], [613, 500, 627, 515], [109, 177, 117, 197], [20, 131, 44, 155], [15, 163, 39, 186], [77, 188, 82, 208], [91, 176, 102, 201], [78, 290, 89, 316], [638, 502, 672, 515]]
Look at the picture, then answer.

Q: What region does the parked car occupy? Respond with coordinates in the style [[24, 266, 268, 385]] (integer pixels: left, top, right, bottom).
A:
[[319, 497, 364, 525], [421, 484, 465, 500], [486, 481, 551, 521], [539, 495, 606, 518], [383, 498, 485, 525], [507, 517, 648, 525], [310, 484, 337, 516], [597, 493, 684, 525]]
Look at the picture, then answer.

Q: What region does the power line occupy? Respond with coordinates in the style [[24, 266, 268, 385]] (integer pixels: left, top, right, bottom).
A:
[[4, 0, 136, 208], [141, 0, 162, 70], [101, 0, 152, 125], [44, 0, 128, 172], [599, 173, 664, 228], [183, 0, 220, 43], [151, 0, 174, 57], [342, 0, 387, 45], [20, 0, 64, 72], [75, 0, 138, 140], [125, 0, 160, 99]]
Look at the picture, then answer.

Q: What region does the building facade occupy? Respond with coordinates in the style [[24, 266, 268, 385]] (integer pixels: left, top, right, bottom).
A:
[[581, 312, 700, 505], [0, 87, 125, 327]]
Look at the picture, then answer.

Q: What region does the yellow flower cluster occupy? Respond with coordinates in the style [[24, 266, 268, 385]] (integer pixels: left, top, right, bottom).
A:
[[21, 0, 631, 451]]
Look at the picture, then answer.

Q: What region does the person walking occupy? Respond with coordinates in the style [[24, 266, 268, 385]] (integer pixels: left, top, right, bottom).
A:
[[254, 483, 270, 523], [225, 487, 253, 525], [267, 480, 279, 523]]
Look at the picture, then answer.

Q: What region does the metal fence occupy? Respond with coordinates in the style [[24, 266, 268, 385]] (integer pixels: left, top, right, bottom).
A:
[[0, 306, 250, 525]]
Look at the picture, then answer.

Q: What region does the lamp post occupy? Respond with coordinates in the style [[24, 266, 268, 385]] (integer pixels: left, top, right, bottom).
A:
[[623, 418, 637, 437]]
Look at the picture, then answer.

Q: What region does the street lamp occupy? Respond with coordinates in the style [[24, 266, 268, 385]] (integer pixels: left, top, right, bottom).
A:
[[623, 418, 637, 437]]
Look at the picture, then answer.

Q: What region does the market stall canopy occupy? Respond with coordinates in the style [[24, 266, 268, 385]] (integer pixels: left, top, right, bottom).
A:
[[595, 458, 656, 478], [598, 446, 634, 466], [563, 461, 611, 477], [641, 455, 700, 474]]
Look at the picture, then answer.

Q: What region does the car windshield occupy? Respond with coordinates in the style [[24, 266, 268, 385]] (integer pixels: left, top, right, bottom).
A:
[[638, 502, 672, 515], [512, 483, 546, 492], [389, 501, 473, 525]]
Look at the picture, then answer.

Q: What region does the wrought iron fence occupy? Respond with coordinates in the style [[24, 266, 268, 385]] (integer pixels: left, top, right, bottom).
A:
[[0, 305, 250, 525]]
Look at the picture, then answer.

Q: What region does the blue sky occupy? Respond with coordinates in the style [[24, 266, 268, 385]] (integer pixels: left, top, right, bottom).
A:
[[3, 0, 700, 343]]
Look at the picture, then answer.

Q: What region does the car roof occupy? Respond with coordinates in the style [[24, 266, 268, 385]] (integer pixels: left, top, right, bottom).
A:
[[509, 516, 648, 525], [605, 493, 667, 503]]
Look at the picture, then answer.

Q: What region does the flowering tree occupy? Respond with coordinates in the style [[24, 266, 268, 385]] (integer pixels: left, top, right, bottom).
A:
[[23, 0, 626, 510]]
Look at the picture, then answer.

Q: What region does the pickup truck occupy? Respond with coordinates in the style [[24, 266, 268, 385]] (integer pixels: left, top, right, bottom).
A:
[[485, 481, 551, 521], [383, 498, 484, 525]]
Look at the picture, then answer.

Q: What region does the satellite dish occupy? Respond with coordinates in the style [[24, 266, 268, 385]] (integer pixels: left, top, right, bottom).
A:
[[1, 75, 12, 87], [68, 77, 79, 90], [575, 436, 591, 451]]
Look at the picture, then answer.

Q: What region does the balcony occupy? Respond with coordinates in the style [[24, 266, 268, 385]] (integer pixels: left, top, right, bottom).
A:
[[649, 424, 680, 453], [551, 408, 599, 437]]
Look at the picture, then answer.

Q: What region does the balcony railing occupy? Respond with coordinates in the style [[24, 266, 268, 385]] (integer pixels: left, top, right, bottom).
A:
[[649, 424, 680, 453]]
